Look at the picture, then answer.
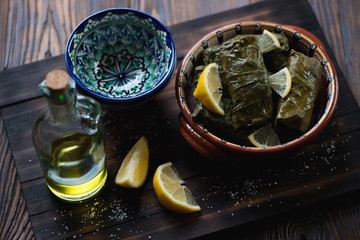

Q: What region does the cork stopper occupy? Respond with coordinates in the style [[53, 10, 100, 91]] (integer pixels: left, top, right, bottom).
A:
[[45, 70, 69, 94]]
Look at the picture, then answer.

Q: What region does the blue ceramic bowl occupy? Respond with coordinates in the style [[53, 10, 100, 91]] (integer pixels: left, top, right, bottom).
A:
[[65, 8, 176, 106]]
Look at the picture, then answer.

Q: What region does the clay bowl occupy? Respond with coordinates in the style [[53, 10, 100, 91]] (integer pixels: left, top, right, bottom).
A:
[[65, 8, 176, 107], [175, 21, 338, 162]]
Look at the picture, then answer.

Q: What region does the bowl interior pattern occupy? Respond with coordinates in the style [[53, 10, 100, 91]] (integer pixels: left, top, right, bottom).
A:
[[66, 9, 175, 102], [176, 22, 338, 154]]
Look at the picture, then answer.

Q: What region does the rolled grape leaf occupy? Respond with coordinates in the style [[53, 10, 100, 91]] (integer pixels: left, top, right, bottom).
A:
[[275, 49, 323, 132], [274, 32, 290, 51], [219, 35, 273, 129], [202, 35, 259, 64], [192, 99, 232, 132], [202, 43, 233, 98], [263, 32, 290, 73], [191, 64, 231, 133], [191, 63, 248, 144], [192, 65, 206, 92], [192, 100, 250, 144]]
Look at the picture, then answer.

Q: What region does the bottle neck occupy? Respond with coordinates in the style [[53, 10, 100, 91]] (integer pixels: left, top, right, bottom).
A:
[[48, 94, 76, 121], [39, 77, 77, 122]]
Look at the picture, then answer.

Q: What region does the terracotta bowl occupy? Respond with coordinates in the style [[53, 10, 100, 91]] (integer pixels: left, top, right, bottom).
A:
[[175, 21, 338, 162], [65, 8, 176, 107]]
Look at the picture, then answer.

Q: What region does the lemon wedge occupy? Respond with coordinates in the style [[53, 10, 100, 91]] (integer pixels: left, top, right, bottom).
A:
[[269, 67, 292, 98], [153, 162, 201, 214], [259, 29, 281, 54], [193, 63, 224, 115], [248, 124, 281, 148], [115, 136, 149, 188]]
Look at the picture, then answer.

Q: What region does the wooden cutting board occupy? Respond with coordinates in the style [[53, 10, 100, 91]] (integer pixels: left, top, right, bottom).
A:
[[1, 0, 360, 239]]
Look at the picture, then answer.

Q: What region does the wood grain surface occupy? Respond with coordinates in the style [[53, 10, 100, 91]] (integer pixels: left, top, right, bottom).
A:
[[309, 0, 360, 108], [0, 0, 359, 107], [0, 116, 34, 240], [1, 0, 360, 239]]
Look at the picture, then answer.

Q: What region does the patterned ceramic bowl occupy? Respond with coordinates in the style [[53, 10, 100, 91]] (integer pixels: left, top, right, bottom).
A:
[[65, 8, 176, 106], [175, 21, 339, 162]]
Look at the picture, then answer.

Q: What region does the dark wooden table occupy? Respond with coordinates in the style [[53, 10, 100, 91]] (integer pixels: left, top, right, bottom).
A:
[[1, 0, 360, 239]]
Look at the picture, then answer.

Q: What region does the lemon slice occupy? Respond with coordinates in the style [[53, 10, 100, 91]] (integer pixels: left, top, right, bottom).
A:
[[248, 124, 281, 148], [193, 63, 224, 115], [259, 29, 281, 54], [269, 67, 292, 98], [115, 136, 149, 188], [153, 162, 201, 214]]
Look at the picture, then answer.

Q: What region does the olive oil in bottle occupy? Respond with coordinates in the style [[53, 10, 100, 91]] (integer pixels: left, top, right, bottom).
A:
[[32, 70, 107, 202]]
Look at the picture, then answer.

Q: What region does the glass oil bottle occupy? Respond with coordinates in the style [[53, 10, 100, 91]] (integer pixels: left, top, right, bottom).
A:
[[32, 70, 107, 202]]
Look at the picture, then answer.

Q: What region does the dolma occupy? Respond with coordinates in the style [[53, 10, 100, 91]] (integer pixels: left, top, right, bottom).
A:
[[192, 100, 251, 145], [202, 35, 261, 65], [202, 41, 234, 98], [192, 65, 206, 92], [192, 73, 237, 142], [191, 99, 233, 136], [263, 32, 290, 73], [191, 63, 249, 144], [275, 49, 323, 133], [219, 35, 273, 129]]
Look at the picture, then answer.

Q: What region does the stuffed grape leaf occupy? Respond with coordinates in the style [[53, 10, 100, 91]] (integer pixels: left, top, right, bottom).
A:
[[219, 35, 273, 129], [263, 32, 290, 73], [275, 49, 323, 132]]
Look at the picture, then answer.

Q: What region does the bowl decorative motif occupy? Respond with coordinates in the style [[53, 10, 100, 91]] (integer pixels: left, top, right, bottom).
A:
[[66, 8, 176, 104], [175, 21, 339, 161]]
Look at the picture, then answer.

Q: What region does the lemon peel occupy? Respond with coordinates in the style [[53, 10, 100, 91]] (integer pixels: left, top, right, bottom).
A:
[[115, 136, 149, 188], [153, 162, 201, 214], [193, 63, 224, 115]]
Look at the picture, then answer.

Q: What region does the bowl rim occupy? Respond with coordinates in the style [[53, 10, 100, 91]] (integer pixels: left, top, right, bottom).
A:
[[65, 8, 176, 103], [176, 21, 339, 154]]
